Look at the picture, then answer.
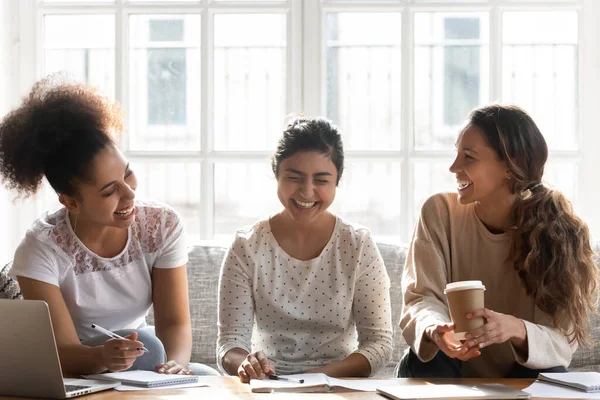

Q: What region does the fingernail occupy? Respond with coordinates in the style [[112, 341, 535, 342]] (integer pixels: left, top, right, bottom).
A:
[[465, 313, 472, 318]]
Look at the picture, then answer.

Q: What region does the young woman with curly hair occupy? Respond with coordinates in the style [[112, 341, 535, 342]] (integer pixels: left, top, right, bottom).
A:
[[0, 75, 219, 376], [398, 104, 598, 378]]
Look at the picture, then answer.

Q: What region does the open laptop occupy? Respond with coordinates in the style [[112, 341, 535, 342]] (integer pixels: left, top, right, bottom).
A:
[[0, 300, 120, 398]]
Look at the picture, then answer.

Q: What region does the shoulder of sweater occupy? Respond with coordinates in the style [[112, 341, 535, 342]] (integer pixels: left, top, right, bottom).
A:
[[420, 192, 459, 220], [416, 192, 466, 241]]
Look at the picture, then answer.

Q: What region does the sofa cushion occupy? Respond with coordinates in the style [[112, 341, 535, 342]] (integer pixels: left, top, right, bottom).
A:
[[376, 243, 409, 365], [570, 322, 600, 371], [147, 244, 227, 365], [569, 241, 600, 371], [0, 262, 22, 300]]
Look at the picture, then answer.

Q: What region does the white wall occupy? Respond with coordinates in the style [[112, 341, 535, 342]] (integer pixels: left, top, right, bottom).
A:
[[0, 0, 39, 263], [580, 0, 600, 241], [0, 0, 16, 263]]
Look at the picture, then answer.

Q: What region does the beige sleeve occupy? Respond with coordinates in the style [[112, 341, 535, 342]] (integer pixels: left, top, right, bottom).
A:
[[510, 307, 576, 369], [399, 199, 452, 362]]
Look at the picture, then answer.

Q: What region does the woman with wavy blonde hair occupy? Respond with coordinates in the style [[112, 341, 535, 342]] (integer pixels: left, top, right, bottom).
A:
[[398, 104, 597, 378]]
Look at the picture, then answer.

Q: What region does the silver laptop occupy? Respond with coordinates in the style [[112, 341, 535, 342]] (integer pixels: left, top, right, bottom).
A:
[[0, 300, 120, 398]]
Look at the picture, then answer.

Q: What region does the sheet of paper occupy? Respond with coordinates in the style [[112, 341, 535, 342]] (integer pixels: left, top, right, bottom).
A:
[[523, 381, 600, 399], [377, 383, 531, 400], [250, 373, 329, 391], [328, 377, 402, 391]]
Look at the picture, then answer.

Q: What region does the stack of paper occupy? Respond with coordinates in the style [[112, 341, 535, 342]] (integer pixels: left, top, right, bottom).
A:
[[524, 372, 600, 399]]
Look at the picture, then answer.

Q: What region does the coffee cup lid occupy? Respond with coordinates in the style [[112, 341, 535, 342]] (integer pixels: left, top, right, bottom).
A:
[[444, 280, 486, 293]]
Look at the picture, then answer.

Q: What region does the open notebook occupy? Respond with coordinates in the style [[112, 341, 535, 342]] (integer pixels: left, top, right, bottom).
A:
[[249, 373, 401, 393], [84, 370, 198, 388], [377, 384, 531, 400], [538, 372, 600, 393]]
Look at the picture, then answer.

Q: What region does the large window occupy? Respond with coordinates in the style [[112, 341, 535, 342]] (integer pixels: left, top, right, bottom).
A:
[[9, 0, 597, 251], [35, 0, 295, 244], [315, 0, 588, 241]]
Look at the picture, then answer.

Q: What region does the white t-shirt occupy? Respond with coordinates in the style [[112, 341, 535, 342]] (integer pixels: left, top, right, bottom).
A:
[[10, 200, 188, 341], [216, 216, 393, 376]]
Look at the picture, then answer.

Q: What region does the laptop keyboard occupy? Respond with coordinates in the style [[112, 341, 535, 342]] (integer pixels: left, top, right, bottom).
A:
[[65, 384, 92, 393]]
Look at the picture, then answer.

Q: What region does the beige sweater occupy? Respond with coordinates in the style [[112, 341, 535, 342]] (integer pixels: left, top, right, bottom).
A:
[[400, 193, 576, 377]]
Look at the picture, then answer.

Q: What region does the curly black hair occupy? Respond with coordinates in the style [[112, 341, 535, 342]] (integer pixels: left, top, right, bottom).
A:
[[0, 73, 123, 197]]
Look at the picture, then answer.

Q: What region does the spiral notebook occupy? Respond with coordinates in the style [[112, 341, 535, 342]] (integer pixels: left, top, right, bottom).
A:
[[84, 370, 198, 388], [538, 372, 600, 393]]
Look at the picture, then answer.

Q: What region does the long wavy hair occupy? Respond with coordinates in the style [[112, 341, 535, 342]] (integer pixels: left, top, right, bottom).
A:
[[469, 104, 598, 347]]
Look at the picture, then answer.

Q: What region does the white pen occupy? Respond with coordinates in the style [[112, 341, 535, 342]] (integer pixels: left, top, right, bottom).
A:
[[91, 324, 149, 353]]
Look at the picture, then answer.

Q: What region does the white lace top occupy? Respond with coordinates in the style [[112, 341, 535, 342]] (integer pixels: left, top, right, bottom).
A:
[[10, 200, 188, 341]]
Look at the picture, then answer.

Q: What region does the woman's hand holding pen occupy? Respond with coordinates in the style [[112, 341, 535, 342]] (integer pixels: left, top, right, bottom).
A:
[[102, 331, 146, 372], [237, 350, 275, 383]]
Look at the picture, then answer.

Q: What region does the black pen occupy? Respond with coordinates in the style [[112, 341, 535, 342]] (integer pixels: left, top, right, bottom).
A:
[[268, 375, 305, 384]]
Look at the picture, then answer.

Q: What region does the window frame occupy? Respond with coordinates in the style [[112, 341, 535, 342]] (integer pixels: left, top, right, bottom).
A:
[[305, 0, 596, 242], [25, 0, 302, 243], [8, 0, 600, 246]]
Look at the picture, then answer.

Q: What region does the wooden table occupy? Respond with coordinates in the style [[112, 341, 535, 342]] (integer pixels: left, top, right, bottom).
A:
[[0, 377, 586, 399]]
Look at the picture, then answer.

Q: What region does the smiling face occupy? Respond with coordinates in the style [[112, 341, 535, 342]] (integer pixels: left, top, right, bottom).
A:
[[276, 151, 338, 225], [449, 124, 512, 206], [60, 144, 138, 229]]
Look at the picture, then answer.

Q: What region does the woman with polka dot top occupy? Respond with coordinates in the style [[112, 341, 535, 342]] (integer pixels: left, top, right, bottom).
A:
[[216, 117, 393, 382]]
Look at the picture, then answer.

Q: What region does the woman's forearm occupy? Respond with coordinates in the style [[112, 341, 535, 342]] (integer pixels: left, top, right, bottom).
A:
[[58, 344, 106, 375], [306, 353, 371, 378], [222, 348, 250, 376], [156, 323, 192, 367]]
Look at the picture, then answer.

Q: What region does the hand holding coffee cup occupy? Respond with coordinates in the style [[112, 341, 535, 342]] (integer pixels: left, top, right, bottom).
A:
[[461, 308, 528, 351], [444, 280, 486, 340], [424, 322, 482, 361]]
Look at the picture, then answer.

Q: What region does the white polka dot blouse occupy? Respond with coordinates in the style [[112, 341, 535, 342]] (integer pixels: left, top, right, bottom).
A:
[[216, 216, 393, 375]]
